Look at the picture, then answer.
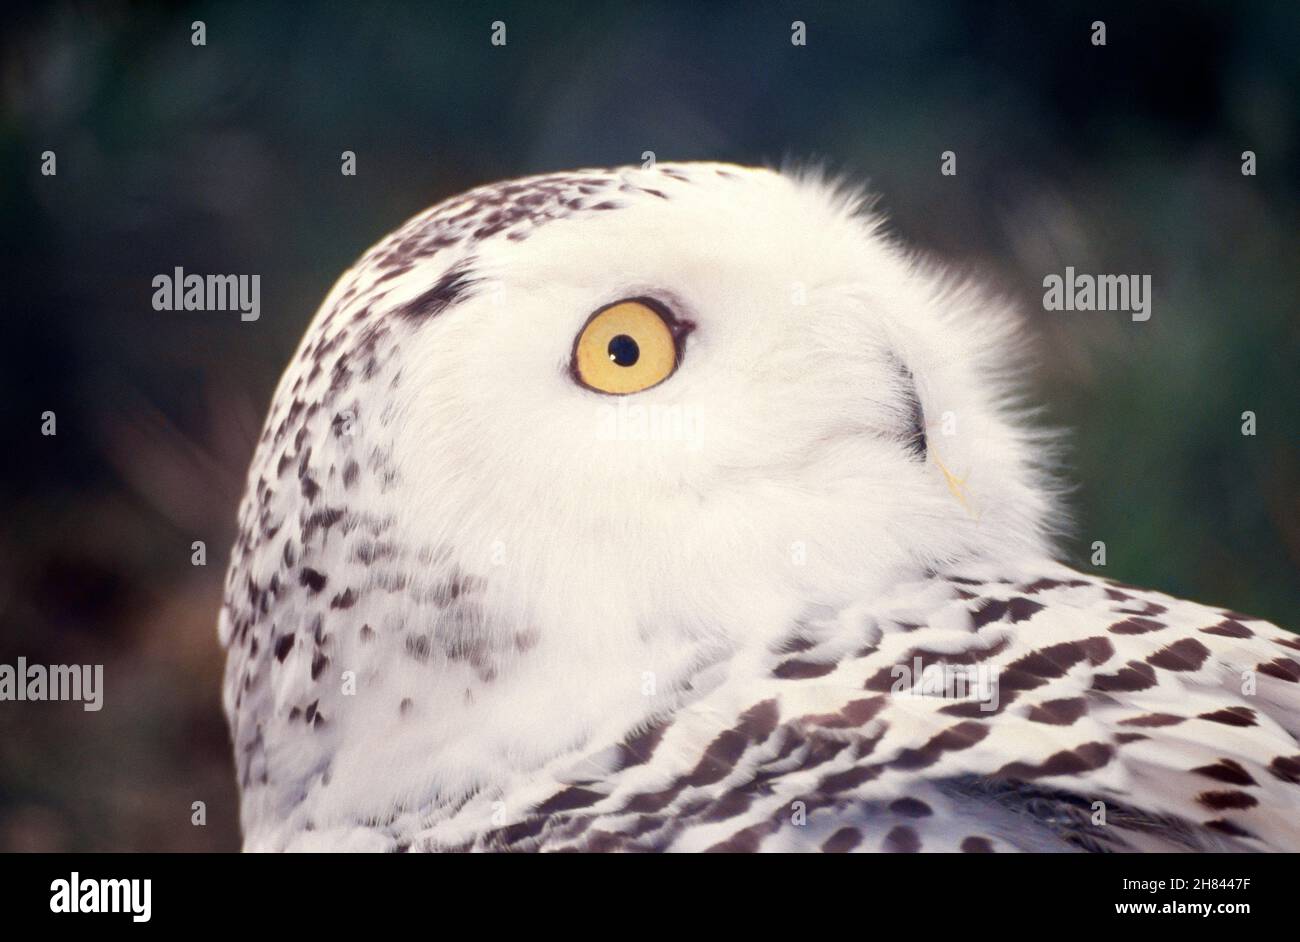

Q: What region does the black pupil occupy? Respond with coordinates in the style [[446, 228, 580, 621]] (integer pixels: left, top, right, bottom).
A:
[[607, 334, 640, 367]]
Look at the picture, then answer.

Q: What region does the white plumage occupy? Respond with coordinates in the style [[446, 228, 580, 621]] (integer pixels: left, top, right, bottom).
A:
[[219, 163, 1300, 851]]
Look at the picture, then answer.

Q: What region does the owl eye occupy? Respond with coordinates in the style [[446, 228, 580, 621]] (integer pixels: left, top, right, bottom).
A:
[[571, 298, 689, 394]]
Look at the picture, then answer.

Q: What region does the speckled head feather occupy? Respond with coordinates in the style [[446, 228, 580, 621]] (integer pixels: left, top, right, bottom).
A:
[[219, 163, 1299, 852]]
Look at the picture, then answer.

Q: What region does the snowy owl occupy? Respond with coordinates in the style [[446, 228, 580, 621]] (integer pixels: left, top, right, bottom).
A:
[[219, 162, 1300, 852]]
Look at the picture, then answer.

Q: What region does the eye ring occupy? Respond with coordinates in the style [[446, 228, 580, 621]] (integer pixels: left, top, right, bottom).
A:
[[569, 296, 694, 395]]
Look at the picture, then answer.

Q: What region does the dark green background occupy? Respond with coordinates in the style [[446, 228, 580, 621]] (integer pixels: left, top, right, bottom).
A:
[[1, 1, 1296, 850]]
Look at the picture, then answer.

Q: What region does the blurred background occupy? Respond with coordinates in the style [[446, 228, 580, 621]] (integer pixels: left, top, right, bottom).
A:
[[0, 1, 1296, 851]]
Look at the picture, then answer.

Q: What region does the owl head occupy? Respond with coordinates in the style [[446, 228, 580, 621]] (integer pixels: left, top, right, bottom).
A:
[[222, 162, 1060, 843], [371, 162, 1058, 615]]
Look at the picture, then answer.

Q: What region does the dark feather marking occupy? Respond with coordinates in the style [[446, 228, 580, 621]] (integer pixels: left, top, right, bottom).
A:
[[883, 825, 920, 852], [1197, 790, 1258, 811], [1258, 657, 1300, 683], [1268, 755, 1300, 784], [1201, 619, 1253, 639], [894, 360, 927, 460], [822, 827, 863, 852], [1191, 759, 1256, 786], [995, 741, 1113, 779], [1146, 637, 1211, 671], [1198, 706, 1257, 727], [1026, 697, 1089, 726], [395, 261, 478, 320]]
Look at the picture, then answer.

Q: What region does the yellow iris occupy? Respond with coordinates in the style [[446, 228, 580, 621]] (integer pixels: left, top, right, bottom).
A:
[[571, 299, 681, 394]]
